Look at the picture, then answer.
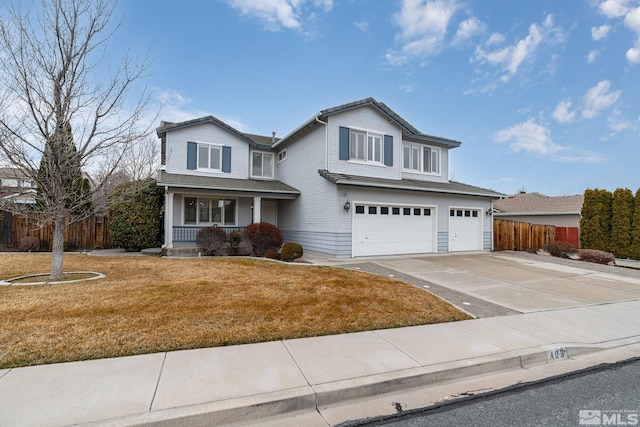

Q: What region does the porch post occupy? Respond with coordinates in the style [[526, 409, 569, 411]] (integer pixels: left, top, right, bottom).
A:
[[164, 189, 174, 248], [253, 196, 262, 223]]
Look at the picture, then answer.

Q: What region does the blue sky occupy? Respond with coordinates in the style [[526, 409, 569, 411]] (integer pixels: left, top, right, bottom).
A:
[[114, 0, 640, 196]]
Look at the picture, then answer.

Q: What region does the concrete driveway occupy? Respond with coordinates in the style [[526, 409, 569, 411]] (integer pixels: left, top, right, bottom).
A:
[[368, 252, 640, 313]]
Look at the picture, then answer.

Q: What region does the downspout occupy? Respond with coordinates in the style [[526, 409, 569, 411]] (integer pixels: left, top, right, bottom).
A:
[[315, 116, 328, 170]]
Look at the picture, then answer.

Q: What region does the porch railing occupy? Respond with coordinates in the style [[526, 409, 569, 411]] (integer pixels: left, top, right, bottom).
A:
[[172, 226, 245, 243]]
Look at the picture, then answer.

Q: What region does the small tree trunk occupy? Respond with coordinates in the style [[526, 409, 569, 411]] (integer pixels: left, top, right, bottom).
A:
[[51, 216, 66, 280]]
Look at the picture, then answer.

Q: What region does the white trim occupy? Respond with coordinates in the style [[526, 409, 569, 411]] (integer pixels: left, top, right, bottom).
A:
[[250, 150, 275, 179], [182, 195, 238, 226], [402, 142, 441, 176], [195, 141, 223, 172]]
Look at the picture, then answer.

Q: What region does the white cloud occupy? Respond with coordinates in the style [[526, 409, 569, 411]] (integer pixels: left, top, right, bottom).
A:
[[224, 0, 333, 32], [156, 89, 249, 131], [471, 14, 563, 83], [591, 24, 611, 40], [495, 119, 561, 156], [486, 32, 506, 46], [598, 0, 632, 18], [552, 99, 576, 123], [582, 80, 621, 119], [495, 119, 604, 163], [587, 49, 600, 63], [452, 16, 486, 45], [354, 19, 369, 32], [385, 0, 459, 65], [624, 7, 640, 63]]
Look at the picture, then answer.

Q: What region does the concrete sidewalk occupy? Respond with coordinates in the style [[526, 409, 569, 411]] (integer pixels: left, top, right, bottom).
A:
[[3, 252, 640, 426], [2, 299, 640, 427]]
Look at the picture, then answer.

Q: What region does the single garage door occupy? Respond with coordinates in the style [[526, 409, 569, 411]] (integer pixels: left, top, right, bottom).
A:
[[449, 208, 482, 251], [353, 204, 435, 256]]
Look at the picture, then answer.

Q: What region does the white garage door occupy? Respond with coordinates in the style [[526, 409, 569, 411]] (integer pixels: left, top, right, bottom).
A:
[[449, 208, 482, 252], [353, 204, 435, 257]]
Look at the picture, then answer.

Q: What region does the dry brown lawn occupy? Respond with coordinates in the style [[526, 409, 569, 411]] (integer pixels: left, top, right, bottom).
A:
[[0, 254, 470, 368]]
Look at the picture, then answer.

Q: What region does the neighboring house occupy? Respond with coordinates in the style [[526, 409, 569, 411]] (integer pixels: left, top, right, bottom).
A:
[[157, 98, 504, 257], [493, 192, 583, 247], [0, 167, 36, 205]]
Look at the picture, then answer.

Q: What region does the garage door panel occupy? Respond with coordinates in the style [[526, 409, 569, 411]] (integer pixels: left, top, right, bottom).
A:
[[353, 204, 434, 257], [449, 209, 482, 252]]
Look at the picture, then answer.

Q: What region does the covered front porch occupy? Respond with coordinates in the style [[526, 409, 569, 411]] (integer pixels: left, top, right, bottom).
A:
[[157, 171, 300, 250]]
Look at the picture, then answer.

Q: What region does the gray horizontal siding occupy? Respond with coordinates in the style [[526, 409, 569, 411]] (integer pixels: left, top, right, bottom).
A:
[[281, 230, 352, 258], [437, 231, 448, 253], [483, 231, 492, 251]]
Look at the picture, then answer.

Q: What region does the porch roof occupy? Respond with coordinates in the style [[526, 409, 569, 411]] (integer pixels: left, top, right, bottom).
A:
[[157, 171, 300, 199], [318, 170, 504, 199]]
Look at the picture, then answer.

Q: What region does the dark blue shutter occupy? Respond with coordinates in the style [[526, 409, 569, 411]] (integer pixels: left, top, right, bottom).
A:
[[339, 127, 350, 160], [383, 135, 393, 166], [187, 142, 197, 170], [222, 146, 231, 173]]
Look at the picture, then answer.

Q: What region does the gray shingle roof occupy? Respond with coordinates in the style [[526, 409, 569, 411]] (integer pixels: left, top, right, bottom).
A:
[[156, 117, 276, 149], [157, 171, 300, 198], [275, 97, 462, 149], [318, 170, 504, 198], [493, 192, 584, 214]]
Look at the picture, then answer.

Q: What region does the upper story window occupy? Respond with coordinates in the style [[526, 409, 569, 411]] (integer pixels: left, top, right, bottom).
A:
[[403, 143, 440, 175], [251, 151, 274, 178], [350, 130, 383, 164], [197, 143, 222, 171], [278, 149, 287, 162], [187, 141, 232, 173]]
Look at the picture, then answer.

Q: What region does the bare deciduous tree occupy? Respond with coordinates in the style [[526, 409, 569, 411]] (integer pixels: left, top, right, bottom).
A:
[[0, 0, 154, 279]]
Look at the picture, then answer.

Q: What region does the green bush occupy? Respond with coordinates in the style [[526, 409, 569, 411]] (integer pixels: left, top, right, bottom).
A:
[[19, 236, 41, 252], [281, 242, 303, 262], [630, 188, 640, 260], [580, 188, 612, 251], [243, 222, 283, 257], [578, 249, 616, 265], [107, 178, 163, 251], [543, 241, 575, 258], [196, 226, 228, 256], [610, 188, 634, 258], [48, 239, 70, 252]]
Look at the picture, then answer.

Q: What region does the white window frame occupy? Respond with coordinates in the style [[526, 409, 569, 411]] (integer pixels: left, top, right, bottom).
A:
[[250, 151, 274, 179], [183, 196, 237, 226], [350, 129, 384, 165], [278, 149, 287, 163], [196, 142, 222, 172], [402, 143, 441, 175]]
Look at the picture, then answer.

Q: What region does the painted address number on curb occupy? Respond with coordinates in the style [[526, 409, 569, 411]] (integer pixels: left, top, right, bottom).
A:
[[547, 347, 569, 360]]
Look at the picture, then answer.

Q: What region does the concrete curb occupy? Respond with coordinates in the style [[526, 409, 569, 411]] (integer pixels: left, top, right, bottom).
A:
[[87, 338, 640, 427]]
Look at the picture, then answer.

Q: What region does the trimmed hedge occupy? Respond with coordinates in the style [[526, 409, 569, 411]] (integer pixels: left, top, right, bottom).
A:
[[281, 242, 303, 262], [196, 226, 228, 256], [243, 222, 283, 257], [108, 178, 163, 251]]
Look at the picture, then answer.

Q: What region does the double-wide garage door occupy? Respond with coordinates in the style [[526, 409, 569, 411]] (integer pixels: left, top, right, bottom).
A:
[[352, 204, 434, 257]]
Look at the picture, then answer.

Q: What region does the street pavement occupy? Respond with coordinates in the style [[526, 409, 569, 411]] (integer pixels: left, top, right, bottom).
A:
[[1, 252, 640, 426]]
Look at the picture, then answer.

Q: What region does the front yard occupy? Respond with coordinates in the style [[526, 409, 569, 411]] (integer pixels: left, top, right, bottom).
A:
[[0, 254, 470, 369]]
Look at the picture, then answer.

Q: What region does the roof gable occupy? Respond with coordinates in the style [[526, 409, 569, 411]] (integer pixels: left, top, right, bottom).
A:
[[156, 116, 275, 149], [275, 97, 461, 148]]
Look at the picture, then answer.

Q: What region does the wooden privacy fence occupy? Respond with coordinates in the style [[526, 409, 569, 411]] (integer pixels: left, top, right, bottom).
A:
[[0, 211, 112, 250], [493, 219, 556, 251]]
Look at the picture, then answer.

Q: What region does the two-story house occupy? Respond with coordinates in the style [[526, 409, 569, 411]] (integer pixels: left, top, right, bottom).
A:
[[157, 98, 503, 257]]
